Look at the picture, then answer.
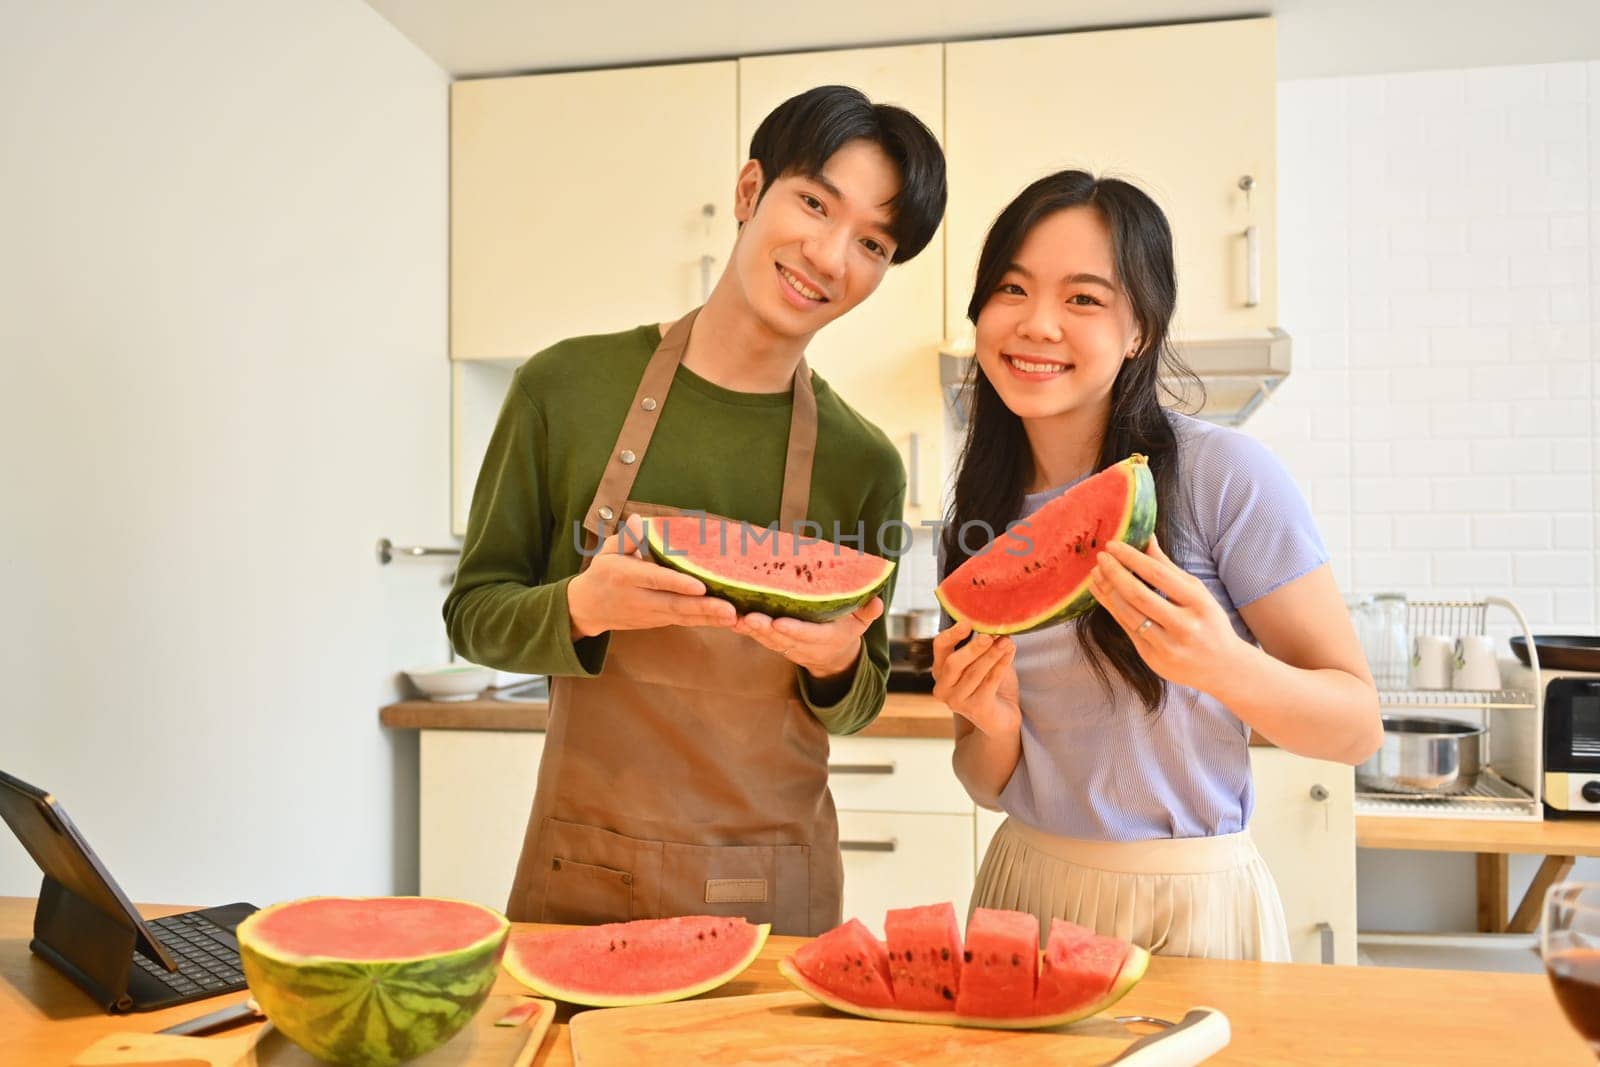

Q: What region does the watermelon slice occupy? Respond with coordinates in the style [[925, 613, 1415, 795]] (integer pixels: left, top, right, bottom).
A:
[[502, 915, 767, 1008], [644, 514, 894, 622], [954, 908, 1039, 1019], [1034, 918, 1140, 1016], [885, 902, 962, 1011], [236, 896, 509, 1067], [779, 903, 1149, 1031], [790, 917, 895, 1009], [937, 453, 1156, 634]]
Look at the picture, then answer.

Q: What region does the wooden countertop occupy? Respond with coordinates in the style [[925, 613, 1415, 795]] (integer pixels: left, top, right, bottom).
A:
[[382, 689, 958, 739], [1356, 815, 1600, 856], [3, 897, 1586, 1065], [383, 690, 1280, 745]]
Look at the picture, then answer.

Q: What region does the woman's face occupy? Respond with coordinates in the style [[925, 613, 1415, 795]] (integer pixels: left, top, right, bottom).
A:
[[974, 206, 1142, 424]]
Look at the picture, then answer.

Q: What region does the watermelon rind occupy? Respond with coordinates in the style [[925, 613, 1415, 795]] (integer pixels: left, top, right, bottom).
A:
[[936, 454, 1157, 635], [644, 519, 894, 623], [778, 945, 1149, 1031], [237, 896, 510, 1067], [502, 920, 770, 1008]]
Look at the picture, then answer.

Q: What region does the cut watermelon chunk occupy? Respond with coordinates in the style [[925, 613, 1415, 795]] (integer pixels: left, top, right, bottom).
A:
[[1034, 918, 1136, 1016], [644, 514, 894, 623], [953, 908, 1039, 1019], [937, 453, 1156, 634], [885, 902, 963, 1011], [502, 915, 767, 1008], [790, 918, 895, 1009]]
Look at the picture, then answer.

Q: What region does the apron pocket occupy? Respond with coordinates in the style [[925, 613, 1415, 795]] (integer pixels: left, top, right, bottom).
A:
[[659, 839, 812, 936], [542, 856, 633, 926]]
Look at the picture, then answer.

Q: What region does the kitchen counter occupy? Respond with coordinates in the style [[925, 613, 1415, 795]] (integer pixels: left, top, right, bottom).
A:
[[3, 897, 1586, 1064], [382, 689, 1280, 745], [382, 689, 958, 738]]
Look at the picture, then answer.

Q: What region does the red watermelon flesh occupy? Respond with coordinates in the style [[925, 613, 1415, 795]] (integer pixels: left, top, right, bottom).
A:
[[936, 454, 1156, 634], [1033, 919, 1132, 1016], [953, 908, 1039, 1019], [644, 514, 894, 623], [885, 902, 962, 1011], [502, 915, 768, 1008], [791, 918, 895, 1009]]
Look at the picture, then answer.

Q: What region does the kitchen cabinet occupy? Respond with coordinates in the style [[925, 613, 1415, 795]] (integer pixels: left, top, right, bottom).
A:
[[738, 45, 947, 521], [450, 61, 737, 361], [827, 734, 973, 935], [944, 18, 1277, 345], [1249, 746, 1358, 965], [419, 729, 545, 910]]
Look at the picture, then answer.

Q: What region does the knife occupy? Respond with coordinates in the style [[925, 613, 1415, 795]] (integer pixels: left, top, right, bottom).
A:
[[155, 997, 264, 1037], [1103, 1007, 1231, 1066]]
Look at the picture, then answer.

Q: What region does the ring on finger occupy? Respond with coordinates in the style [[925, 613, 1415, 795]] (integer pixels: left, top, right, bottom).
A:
[[1135, 616, 1155, 636]]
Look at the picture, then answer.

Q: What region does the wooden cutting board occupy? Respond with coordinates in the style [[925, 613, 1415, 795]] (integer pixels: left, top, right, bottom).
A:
[[73, 995, 555, 1067], [568, 992, 1141, 1065]]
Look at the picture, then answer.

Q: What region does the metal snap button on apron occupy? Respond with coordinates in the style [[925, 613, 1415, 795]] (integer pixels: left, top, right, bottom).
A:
[[620, 450, 636, 465], [641, 397, 657, 411], [598, 505, 614, 522]]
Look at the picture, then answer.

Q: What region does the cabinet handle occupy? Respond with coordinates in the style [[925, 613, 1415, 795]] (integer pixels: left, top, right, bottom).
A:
[[1243, 224, 1261, 308], [840, 839, 898, 853], [828, 763, 896, 775], [1315, 921, 1334, 964], [699, 254, 716, 303], [1309, 784, 1329, 802]]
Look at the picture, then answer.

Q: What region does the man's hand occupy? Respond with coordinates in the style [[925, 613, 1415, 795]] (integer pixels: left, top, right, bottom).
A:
[[567, 515, 738, 639], [734, 597, 884, 682]]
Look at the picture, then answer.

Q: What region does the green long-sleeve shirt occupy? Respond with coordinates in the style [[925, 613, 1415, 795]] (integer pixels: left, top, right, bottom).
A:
[[443, 323, 906, 735]]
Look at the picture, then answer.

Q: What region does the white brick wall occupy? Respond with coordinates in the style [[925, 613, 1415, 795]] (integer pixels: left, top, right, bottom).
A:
[[1257, 62, 1598, 634]]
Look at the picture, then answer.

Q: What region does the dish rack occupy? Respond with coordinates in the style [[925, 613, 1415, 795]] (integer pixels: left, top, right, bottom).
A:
[[1354, 595, 1542, 821]]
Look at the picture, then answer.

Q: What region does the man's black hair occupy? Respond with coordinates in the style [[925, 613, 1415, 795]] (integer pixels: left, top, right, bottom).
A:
[[747, 85, 946, 264]]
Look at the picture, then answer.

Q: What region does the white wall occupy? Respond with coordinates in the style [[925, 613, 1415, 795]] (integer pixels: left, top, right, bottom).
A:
[[0, 1, 452, 906], [1255, 60, 1598, 932]]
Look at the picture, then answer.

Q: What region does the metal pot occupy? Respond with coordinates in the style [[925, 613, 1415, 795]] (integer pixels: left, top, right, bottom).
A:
[[1356, 715, 1485, 794], [887, 608, 942, 641]]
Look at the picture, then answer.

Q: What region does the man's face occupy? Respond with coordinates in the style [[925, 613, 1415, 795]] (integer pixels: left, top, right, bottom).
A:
[[728, 139, 902, 341]]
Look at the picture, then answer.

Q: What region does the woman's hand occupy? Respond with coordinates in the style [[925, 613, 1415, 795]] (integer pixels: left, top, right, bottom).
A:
[[735, 598, 884, 681], [1087, 536, 1248, 696], [931, 621, 1021, 737]]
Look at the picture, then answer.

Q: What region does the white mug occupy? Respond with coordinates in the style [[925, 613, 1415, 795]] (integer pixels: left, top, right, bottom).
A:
[[1410, 634, 1453, 690], [1453, 635, 1502, 692]]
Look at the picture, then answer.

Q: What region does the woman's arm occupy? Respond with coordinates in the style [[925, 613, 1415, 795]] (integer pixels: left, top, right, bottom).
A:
[[1092, 540, 1382, 765], [933, 623, 1024, 809]]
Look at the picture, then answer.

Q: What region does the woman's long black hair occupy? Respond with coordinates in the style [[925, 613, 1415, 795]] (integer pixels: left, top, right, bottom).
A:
[[940, 170, 1202, 713]]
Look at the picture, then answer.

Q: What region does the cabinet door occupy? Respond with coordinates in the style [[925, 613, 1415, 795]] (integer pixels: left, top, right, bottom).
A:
[[1249, 747, 1357, 964], [451, 63, 737, 360], [945, 19, 1277, 344], [738, 46, 946, 521], [419, 730, 545, 910], [838, 811, 975, 937]]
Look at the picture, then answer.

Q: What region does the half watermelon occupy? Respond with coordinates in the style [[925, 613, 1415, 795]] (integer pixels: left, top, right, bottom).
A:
[[502, 915, 768, 1008], [236, 896, 509, 1067], [644, 514, 894, 622], [936, 454, 1156, 634], [780, 903, 1149, 1031]]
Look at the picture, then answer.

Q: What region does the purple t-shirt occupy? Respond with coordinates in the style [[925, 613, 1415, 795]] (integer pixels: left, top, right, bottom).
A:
[[996, 412, 1328, 841]]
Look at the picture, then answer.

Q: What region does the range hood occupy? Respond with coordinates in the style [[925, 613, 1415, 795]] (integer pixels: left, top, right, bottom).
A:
[[939, 329, 1291, 428]]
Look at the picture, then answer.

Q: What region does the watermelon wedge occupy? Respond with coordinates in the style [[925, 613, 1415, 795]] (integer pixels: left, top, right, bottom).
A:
[[779, 903, 1149, 1031], [644, 514, 894, 622], [236, 896, 509, 1067], [937, 454, 1156, 634], [502, 915, 768, 1008], [885, 902, 962, 1011]]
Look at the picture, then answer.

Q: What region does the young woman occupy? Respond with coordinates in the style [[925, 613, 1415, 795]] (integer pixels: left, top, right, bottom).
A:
[[932, 170, 1381, 962]]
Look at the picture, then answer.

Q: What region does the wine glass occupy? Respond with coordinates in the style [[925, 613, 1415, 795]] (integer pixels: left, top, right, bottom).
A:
[[1544, 881, 1600, 1058]]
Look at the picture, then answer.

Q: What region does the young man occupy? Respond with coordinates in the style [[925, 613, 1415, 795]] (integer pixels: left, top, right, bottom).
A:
[[444, 86, 946, 935]]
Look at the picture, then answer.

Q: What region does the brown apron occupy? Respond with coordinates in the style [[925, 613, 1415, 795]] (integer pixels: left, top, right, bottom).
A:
[[505, 309, 843, 936]]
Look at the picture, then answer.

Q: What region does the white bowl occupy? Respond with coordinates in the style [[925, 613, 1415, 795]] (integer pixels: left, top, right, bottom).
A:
[[405, 663, 494, 702]]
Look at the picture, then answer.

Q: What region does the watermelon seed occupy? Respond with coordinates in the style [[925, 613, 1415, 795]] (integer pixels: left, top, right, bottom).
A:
[[1011, 953, 1022, 966], [697, 932, 704, 940], [940, 948, 950, 961], [963, 951, 972, 963], [942, 987, 954, 1000]]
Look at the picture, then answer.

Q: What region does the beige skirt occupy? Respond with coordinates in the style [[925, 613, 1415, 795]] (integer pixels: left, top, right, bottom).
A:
[[972, 818, 1291, 963]]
